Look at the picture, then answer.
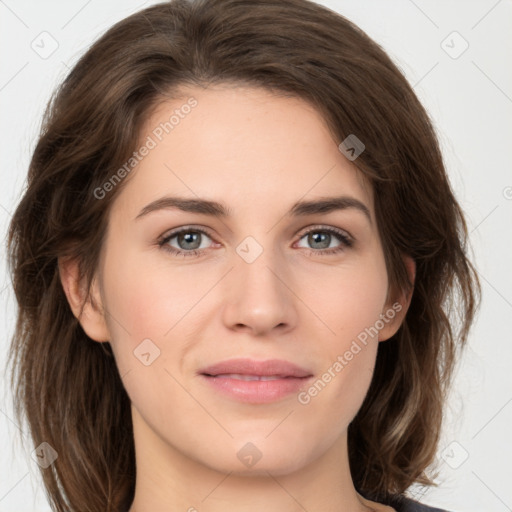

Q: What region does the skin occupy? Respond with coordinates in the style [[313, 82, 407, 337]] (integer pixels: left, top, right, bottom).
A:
[[60, 85, 415, 512]]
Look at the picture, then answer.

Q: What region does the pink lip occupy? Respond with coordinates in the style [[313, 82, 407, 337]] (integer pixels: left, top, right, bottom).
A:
[[199, 358, 312, 378], [198, 358, 313, 404]]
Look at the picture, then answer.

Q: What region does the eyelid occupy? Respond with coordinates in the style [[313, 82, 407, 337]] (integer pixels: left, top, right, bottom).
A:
[[158, 224, 217, 243], [295, 224, 353, 242]]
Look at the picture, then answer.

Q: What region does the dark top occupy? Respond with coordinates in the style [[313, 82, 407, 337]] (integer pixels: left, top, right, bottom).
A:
[[384, 494, 452, 512]]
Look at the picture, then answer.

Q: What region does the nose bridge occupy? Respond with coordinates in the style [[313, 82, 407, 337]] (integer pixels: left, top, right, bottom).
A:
[[222, 233, 296, 334]]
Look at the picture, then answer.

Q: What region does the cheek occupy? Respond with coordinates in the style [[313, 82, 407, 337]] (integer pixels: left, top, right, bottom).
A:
[[296, 257, 387, 410], [100, 255, 194, 425], [99, 251, 186, 370], [306, 258, 388, 345]]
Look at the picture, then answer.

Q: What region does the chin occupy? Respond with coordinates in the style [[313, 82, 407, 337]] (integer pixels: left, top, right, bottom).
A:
[[198, 438, 317, 477]]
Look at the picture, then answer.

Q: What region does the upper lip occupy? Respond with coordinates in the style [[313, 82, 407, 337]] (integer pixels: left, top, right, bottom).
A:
[[199, 358, 312, 378]]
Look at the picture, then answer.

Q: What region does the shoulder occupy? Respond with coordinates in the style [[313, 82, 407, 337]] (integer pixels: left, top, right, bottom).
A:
[[387, 495, 454, 512]]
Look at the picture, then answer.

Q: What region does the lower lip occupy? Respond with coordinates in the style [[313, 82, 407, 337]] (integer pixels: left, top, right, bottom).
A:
[[200, 374, 313, 403]]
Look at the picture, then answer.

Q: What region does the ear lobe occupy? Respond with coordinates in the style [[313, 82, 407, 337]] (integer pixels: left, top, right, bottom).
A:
[[378, 255, 416, 342], [58, 256, 110, 342]]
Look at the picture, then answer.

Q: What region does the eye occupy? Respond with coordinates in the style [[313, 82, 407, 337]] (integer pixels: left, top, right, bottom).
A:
[[295, 226, 353, 256], [158, 227, 216, 257], [157, 225, 354, 258]]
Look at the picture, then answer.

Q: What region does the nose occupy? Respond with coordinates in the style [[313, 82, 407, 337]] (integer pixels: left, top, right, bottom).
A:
[[221, 243, 298, 336]]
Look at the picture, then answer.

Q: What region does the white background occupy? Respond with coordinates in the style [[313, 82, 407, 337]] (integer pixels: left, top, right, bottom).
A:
[[1, 1, 511, 511]]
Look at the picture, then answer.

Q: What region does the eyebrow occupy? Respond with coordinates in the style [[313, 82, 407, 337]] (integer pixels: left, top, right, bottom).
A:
[[135, 195, 372, 224]]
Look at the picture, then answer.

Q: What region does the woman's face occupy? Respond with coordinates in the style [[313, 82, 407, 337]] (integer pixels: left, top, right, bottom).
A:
[[88, 85, 404, 476]]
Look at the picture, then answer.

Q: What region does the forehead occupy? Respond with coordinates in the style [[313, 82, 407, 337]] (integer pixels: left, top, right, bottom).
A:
[[110, 85, 374, 222]]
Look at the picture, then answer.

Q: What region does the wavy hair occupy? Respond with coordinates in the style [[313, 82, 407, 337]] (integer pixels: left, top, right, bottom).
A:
[[6, 0, 480, 510]]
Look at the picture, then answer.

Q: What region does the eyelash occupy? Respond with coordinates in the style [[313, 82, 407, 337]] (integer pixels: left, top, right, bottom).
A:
[[157, 225, 354, 258]]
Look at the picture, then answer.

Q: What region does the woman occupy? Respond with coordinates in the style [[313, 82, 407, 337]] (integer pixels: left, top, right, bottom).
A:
[[6, 0, 480, 511]]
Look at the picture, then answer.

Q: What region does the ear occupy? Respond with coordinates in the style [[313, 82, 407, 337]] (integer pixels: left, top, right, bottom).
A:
[[378, 255, 416, 342], [58, 256, 110, 342]]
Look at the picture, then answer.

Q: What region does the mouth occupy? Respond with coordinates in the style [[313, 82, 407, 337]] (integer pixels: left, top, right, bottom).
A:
[[198, 358, 313, 403], [198, 357, 312, 378]]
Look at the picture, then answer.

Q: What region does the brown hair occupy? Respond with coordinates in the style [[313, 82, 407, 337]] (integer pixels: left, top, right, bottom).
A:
[[6, 0, 480, 510]]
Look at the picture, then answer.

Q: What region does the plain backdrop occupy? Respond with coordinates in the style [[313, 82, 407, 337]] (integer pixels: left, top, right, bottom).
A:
[[1, 1, 511, 511]]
